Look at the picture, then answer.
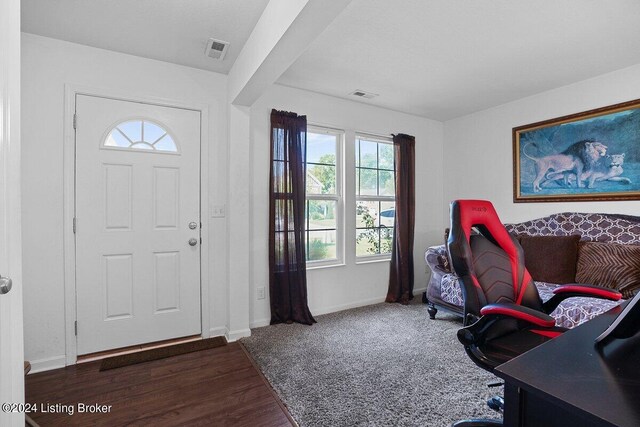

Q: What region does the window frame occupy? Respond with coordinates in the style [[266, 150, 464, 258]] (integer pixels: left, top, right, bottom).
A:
[[355, 133, 395, 262], [101, 118, 181, 155], [305, 125, 345, 269]]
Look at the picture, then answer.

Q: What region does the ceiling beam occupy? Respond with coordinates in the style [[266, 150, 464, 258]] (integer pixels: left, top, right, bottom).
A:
[[228, 0, 352, 106]]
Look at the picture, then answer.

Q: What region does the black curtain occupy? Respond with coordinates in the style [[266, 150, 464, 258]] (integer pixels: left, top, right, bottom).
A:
[[386, 133, 416, 304], [268, 109, 316, 325]]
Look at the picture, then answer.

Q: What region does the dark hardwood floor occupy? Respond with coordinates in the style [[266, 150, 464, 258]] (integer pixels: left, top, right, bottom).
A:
[[25, 342, 295, 426]]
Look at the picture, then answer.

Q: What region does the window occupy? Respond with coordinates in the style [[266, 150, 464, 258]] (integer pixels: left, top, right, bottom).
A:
[[355, 134, 395, 258], [104, 119, 178, 153], [305, 127, 343, 265]]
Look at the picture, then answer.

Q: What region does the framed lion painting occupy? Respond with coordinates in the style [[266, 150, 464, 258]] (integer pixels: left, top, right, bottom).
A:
[[513, 98, 640, 202]]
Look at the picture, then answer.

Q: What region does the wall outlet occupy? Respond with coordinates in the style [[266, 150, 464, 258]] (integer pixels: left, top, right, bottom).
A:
[[256, 286, 266, 300], [211, 204, 226, 218]]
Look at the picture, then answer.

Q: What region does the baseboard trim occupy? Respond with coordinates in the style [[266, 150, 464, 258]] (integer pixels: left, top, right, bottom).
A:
[[28, 355, 66, 374], [226, 328, 251, 342], [249, 297, 389, 329], [209, 326, 228, 338], [313, 295, 386, 317], [250, 319, 270, 328], [250, 288, 429, 330]]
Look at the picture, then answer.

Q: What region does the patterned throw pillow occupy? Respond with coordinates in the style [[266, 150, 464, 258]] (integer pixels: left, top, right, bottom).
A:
[[576, 241, 640, 298], [519, 235, 580, 284]]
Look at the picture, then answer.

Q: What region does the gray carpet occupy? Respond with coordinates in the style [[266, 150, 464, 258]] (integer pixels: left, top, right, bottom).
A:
[[241, 300, 502, 427]]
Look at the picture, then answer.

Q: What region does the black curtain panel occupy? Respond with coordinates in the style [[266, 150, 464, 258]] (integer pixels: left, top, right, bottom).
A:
[[386, 133, 416, 304], [269, 109, 316, 325]]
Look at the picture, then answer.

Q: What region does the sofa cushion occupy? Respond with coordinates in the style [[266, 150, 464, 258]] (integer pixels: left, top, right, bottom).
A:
[[437, 276, 621, 328], [576, 241, 640, 298], [535, 282, 621, 329], [519, 235, 580, 284]]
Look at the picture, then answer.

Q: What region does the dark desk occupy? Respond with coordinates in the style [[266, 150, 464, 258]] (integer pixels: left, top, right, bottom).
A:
[[495, 305, 640, 427]]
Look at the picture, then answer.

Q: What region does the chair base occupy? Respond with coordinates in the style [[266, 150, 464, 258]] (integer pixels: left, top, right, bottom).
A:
[[487, 396, 504, 412], [452, 419, 502, 427]]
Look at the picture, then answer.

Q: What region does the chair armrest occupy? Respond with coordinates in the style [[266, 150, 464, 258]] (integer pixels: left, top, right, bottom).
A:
[[553, 284, 622, 300], [542, 284, 622, 314], [480, 303, 556, 328], [458, 303, 556, 347]]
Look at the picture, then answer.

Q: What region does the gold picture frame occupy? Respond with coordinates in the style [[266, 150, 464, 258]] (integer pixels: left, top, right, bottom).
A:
[[513, 98, 640, 202]]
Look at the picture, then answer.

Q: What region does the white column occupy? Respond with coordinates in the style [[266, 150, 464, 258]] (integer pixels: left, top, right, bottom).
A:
[[226, 105, 252, 340], [224, 0, 353, 337]]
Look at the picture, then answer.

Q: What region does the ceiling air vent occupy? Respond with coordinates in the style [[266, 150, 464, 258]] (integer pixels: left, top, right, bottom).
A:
[[349, 89, 378, 99], [205, 38, 230, 61]]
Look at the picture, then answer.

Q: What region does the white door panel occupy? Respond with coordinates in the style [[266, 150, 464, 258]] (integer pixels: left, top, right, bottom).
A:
[[75, 95, 201, 355]]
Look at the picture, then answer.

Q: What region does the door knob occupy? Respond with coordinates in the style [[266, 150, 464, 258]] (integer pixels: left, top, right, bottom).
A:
[[188, 238, 198, 246], [188, 222, 198, 230], [0, 275, 12, 295]]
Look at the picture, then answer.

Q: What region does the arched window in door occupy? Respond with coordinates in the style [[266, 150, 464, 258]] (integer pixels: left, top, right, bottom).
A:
[[104, 119, 179, 153]]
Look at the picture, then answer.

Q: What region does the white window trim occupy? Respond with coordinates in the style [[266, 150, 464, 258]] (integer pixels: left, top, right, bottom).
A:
[[101, 117, 181, 155], [305, 125, 345, 268], [355, 133, 395, 261]]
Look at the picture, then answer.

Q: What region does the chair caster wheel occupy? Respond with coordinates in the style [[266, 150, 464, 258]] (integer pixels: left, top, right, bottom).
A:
[[487, 396, 504, 413]]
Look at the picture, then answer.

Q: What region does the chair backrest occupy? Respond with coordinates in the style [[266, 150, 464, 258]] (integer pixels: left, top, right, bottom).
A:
[[447, 200, 542, 322]]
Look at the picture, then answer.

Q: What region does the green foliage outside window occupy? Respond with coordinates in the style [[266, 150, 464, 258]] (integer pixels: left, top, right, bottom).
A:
[[357, 147, 394, 195], [308, 153, 336, 194], [356, 204, 393, 255], [308, 239, 329, 260]]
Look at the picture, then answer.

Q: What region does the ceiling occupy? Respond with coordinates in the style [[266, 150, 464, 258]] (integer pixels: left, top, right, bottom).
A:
[[21, 0, 640, 121], [21, 0, 269, 74], [278, 0, 640, 120]]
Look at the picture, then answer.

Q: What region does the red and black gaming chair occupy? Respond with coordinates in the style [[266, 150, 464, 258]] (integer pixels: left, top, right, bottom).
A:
[[448, 200, 621, 426]]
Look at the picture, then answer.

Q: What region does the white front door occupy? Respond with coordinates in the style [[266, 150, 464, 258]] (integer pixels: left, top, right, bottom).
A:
[[75, 94, 202, 355]]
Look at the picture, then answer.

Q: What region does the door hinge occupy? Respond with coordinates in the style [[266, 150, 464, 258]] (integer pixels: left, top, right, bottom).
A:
[[73, 217, 77, 234], [73, 113, 77, 130], [200, 237, 203, 244], [74, 321, 78, 336]]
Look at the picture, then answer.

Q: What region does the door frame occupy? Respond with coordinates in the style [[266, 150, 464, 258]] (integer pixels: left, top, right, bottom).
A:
[[63, 84, 210, 365], [0, 0, 25, 423]]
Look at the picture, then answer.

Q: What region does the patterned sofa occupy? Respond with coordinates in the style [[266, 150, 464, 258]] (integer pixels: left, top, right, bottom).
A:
[[424, 212, 640, 328]]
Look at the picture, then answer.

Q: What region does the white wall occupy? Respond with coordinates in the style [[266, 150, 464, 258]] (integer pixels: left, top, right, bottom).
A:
[[21, 34, 229, 371], [443, 63, 640, 225], [249, 85, 444, 326]]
